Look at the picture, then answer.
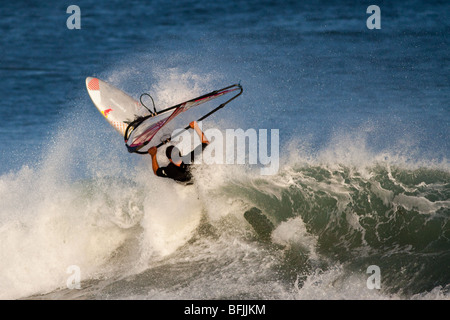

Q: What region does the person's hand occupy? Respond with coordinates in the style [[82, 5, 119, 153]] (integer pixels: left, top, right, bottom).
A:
[[148, 146, 157, 156], [189, 121, 197, 129]]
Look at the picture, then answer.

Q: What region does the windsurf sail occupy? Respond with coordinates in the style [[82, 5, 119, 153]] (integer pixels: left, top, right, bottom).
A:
[[124, 84, 243, 154]]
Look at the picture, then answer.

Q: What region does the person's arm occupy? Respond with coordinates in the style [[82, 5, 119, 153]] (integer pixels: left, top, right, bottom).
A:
[[190, 121, 209, 145], [187, 121, 209, 163], [148, 147, 159, 175]]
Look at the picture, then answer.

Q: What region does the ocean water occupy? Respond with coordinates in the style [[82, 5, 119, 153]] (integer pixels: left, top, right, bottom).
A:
[[0, 0, 449, 300]]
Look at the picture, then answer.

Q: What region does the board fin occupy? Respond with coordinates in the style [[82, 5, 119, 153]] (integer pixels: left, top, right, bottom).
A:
[[244, 207, 274, 241]]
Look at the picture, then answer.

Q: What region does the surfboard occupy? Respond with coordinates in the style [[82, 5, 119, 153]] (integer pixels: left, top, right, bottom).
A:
[[85, 77, 145, 135]]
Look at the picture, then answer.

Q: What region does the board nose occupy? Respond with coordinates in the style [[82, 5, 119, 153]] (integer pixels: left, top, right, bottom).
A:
[[86, 77, 100, 91]]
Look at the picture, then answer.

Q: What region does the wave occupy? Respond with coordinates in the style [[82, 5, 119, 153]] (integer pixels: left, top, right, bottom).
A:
[[198, 160, 449, 297], [1, 144, 448, 299]]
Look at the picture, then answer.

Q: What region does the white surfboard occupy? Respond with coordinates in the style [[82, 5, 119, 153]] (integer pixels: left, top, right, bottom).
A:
[[86, 77, 145, 135]]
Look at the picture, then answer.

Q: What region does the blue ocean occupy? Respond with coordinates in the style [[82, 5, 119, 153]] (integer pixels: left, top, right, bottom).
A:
[[0, 0, 449, 300]]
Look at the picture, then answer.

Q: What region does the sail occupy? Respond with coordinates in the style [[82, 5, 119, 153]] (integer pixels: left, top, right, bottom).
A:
[[124, 84, 243, 154]]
